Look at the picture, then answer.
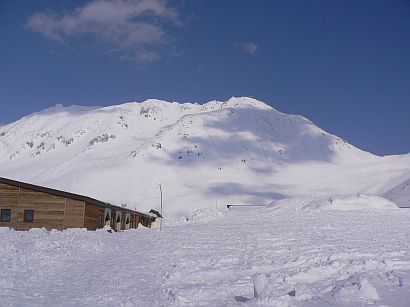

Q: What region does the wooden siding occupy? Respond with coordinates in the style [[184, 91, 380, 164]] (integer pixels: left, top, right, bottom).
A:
[[0, 179, 154, 231], [121, 211, 126, 230], [63, 198, 85, 229], [84, 203, 104, 230], [110, 208, 117, 229], [0, 183, 19, 228], [0, 182, 85, 230], [19, 188, 65, 230], [134, 214, 141, 228], [141, 216, 153, 228]]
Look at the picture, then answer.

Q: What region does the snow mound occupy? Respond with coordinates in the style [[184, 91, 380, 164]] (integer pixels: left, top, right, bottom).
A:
[[359, 278, 380, 300], [269, 194, 398, 211], [320, 194, 399, 211], [251, 272, 381, 304], [383, 178, 410, 208]]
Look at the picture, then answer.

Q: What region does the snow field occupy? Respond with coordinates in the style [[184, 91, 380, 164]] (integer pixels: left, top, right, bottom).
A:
[[1, 201, 410, 306]]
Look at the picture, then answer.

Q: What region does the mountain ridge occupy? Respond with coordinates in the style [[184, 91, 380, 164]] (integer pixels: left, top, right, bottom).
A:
[[1, 97, 409, 217]]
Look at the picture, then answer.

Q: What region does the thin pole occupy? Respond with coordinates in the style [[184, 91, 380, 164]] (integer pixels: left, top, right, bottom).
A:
[[159, 184, 163, 231]]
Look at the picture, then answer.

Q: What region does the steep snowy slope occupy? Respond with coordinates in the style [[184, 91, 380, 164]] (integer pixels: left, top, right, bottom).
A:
[[0, 97, 409, 217]]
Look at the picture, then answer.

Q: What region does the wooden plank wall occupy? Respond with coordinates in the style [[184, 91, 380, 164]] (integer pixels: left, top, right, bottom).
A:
[[64, 199, 85, 229], [140, 216, 153, 228], [0, 182, 85, 230], [84, 203, 104, 230], [134, 214, 141, 228], [110, 208, 117, 229], [121, 211, 126, 230], [0, 183, 19, 228], [18, 187, 65, 230]]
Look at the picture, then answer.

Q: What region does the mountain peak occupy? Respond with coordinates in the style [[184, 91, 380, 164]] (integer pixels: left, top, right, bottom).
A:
[[1, 98, 409, 217], [226, 96, 274, 110]]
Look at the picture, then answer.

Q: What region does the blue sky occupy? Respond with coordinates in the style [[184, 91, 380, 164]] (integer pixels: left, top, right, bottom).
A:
[[0, 0, 409, 155]]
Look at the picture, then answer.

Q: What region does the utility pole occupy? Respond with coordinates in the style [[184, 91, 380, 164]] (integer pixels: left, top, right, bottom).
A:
[[159, 184, 163, 231]]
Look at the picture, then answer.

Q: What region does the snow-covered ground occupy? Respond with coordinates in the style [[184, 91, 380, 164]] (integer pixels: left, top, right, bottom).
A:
[[1, 201, 410, 306]]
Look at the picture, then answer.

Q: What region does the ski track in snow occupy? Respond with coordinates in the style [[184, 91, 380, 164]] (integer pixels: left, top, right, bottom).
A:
[[1, 205, 410, 306]]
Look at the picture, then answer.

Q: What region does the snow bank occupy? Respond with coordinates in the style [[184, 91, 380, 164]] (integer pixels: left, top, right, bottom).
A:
[[383, 178, 410, 208], [324, 194, 399, 210], [269, 194, 398, 211], [251, 272, 382, 304]]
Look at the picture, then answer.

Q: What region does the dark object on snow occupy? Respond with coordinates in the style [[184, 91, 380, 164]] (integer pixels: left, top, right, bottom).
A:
[[149, 209, 163, 218], [287, 290, 296, 297], [234, 296, 251, 303]]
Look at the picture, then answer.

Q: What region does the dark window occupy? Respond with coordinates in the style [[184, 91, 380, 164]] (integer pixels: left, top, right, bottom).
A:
[[126, 217, 130, 225], [24, 210, 35, 223], [1, 209, 11, 222]]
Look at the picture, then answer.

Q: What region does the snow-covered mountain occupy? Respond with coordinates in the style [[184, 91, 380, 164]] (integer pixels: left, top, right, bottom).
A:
[[1, 97, 409, 218]]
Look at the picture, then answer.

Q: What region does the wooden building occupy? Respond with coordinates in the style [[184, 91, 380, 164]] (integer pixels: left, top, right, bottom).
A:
[[0, 177, 156, 231]]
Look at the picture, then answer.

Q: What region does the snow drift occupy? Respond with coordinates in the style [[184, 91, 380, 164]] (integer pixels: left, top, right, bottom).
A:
[[269, 194, 399, 212]]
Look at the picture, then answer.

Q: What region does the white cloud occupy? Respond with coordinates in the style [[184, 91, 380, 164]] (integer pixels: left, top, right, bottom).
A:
[[234, 42, 258, 55], [27, 0, 180, 63]]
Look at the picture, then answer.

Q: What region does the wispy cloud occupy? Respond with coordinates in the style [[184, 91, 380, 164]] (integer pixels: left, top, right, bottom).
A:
[[234, 42, 258, 55], [27, 0, 180, 64]]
